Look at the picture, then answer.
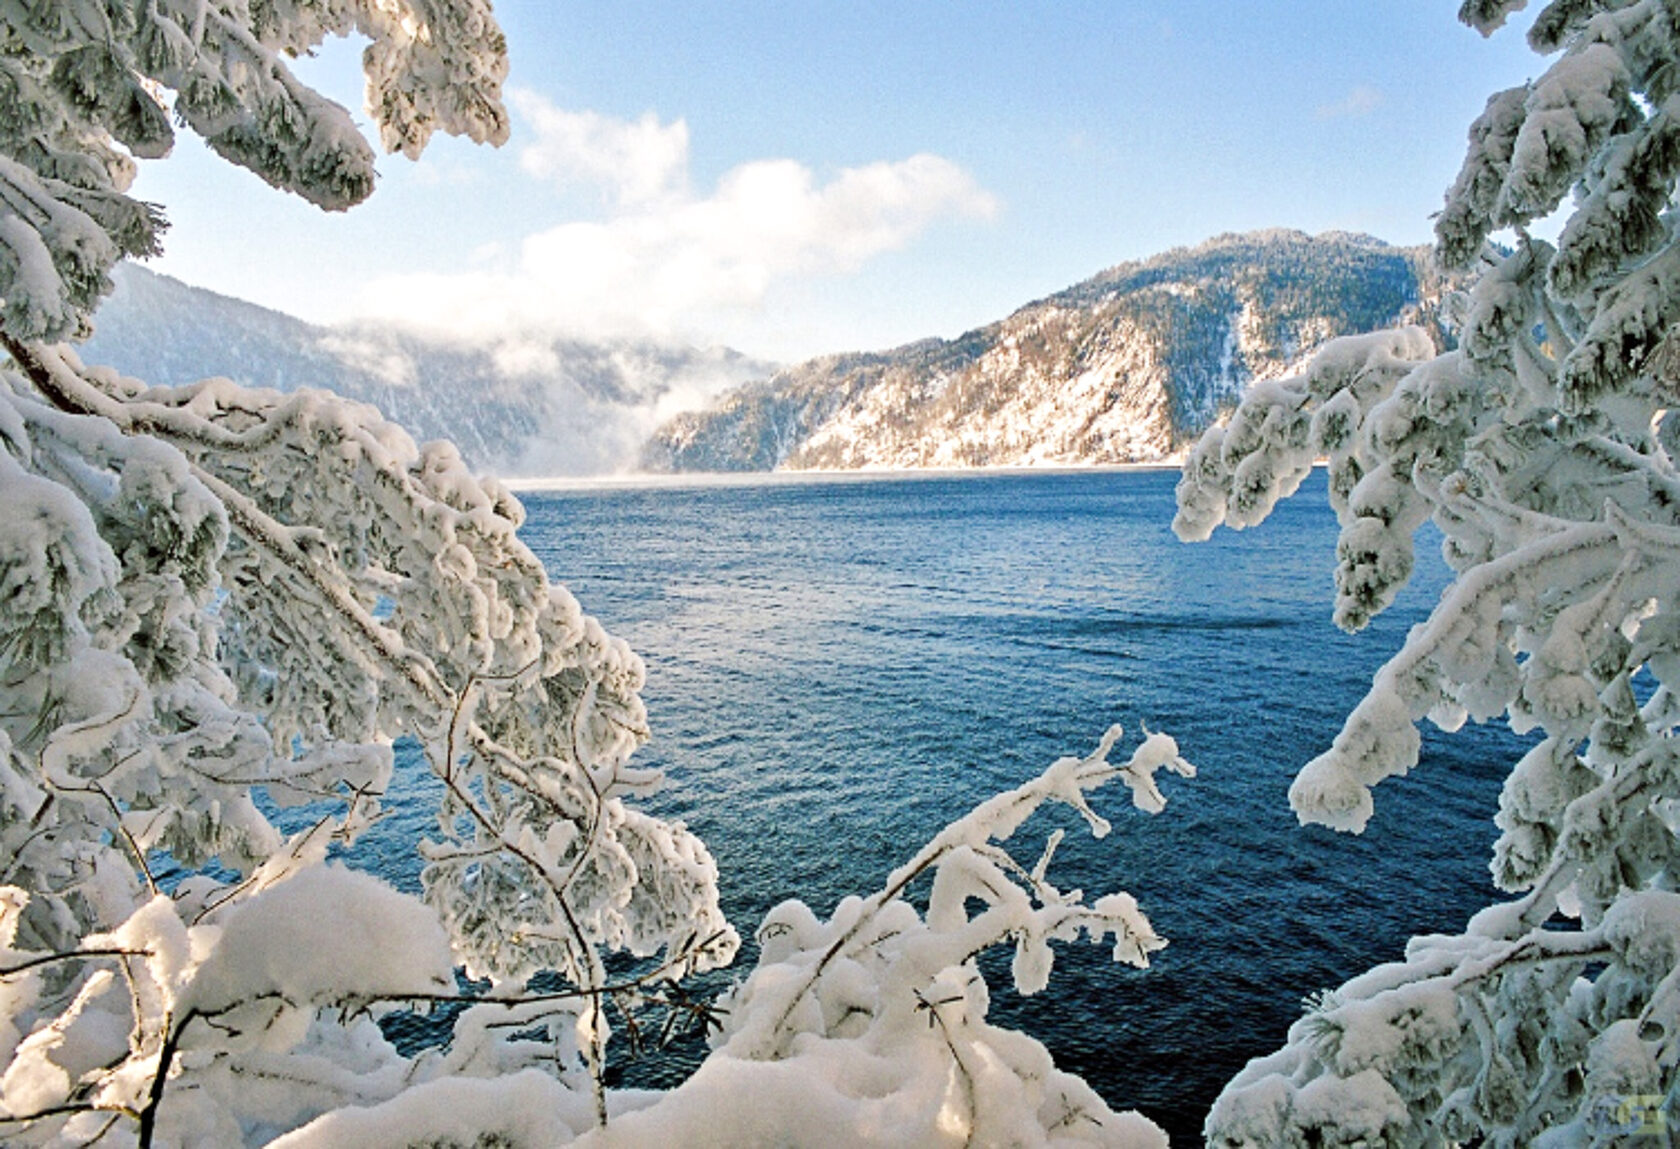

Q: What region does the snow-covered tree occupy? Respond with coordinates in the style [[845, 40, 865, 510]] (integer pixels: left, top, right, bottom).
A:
[[0, 0, 509, 344], [0, 4, 1185, 1146], [1179, 2, 1680, 1143]]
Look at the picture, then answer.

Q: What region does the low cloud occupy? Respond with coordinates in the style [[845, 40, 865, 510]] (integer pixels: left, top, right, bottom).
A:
[[353, 92, 998, 352], [1316, 85, 1384, 121]]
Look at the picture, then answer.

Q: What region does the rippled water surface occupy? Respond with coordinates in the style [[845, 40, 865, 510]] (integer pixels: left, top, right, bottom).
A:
[[368, 468, 1525, 1142]]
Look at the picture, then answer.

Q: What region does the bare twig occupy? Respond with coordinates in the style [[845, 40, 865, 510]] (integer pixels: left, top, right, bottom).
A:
[[0, 947, 152, 980]]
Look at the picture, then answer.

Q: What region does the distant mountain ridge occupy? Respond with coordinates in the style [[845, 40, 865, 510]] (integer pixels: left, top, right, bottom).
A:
[[643, 230, 1450, 472], [80, 265, 773, 477], [78, 231, 1450, 478]]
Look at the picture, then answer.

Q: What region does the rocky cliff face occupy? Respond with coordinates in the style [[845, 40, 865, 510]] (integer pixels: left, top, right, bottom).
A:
[[644, 230, 1449, 472], [80, 265, 771, 477]]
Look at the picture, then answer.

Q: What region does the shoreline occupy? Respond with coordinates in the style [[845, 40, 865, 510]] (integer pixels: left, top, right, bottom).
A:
[[500, 458, 1189, 493]]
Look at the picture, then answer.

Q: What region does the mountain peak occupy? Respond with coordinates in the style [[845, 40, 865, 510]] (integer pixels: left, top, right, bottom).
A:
[[644, 230, 1447, 473]]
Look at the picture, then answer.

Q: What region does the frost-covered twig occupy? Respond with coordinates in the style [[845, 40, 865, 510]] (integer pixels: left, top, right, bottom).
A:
[[669, 726, 1192, 1147], [747, 724, 1191, 1051]]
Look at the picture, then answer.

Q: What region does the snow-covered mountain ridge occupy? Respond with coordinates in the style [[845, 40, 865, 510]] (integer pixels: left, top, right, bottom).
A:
[[79, 265, 773, 477], [643, 230, 1451, 472]]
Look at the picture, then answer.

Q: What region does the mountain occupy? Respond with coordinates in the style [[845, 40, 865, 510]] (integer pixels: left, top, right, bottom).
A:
[[79, 265, 773, 477], [642, 230, 1451, 472]]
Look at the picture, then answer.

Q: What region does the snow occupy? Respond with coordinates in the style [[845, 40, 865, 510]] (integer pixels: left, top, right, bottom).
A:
[[271, 1068, 591, 1149], [1600, 889, 1680, 977], [565, 1042, 1170, 1149], [1499, 43, 1630, 222], [184, 866, 455, 1016]]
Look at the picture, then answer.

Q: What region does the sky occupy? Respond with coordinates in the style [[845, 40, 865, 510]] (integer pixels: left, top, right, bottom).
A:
[[129, 2, 1552, 364]]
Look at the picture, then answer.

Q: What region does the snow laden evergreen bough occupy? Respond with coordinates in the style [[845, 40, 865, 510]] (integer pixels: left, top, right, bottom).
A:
[[0, 2, 1195, 1145], [1178, 2, 1680, 1142]]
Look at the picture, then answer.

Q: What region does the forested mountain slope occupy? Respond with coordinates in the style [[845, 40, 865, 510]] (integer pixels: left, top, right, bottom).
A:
[[644, 230, 1451, 472]]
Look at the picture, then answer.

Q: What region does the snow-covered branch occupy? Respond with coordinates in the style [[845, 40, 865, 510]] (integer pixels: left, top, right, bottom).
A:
[[0, 0, 507, 342], [587, 726, 1194, 1149], [1187, 3, 1680, 1141]]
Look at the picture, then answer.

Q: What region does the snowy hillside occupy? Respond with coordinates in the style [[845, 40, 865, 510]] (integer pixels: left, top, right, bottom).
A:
[[644, 230, 1451, 472], [80, 265, 773, 477]]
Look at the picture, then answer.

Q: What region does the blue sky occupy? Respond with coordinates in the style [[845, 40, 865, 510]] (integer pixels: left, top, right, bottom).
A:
[[130, 2, 1549, 362]]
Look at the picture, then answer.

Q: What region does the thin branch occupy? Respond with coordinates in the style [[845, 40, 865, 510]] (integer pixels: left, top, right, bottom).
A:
[[137, 1007, 194, 1149], [68, 1110, 126, 1147], [1445, 929, 1609, 992], [0, 947, 152, 979], [369, 929, 734, 1010], [425, 728, 611, 1123], [0, 1101, 126, 1127], [47, 777, 159, 898], [190, 808, 343, 925], [917, 984, 978, 1149]]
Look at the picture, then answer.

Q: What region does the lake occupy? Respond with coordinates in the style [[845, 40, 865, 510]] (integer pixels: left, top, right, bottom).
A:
[[369, 467, 1524, 1142]]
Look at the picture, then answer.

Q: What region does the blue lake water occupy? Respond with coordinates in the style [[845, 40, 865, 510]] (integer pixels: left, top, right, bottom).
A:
[[363, 467, 1525, 1142]]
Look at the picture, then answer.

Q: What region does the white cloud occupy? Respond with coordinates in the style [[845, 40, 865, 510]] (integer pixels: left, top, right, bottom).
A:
[[315, 333, 418, 387], [1316, 85, 1384, 121], [511, 90, 689, 207], [489, 338, 563, 378], [352, 93, 998, 353]]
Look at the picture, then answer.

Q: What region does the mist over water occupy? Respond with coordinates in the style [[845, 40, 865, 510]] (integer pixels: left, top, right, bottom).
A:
[[363, 468, 1525, 1141]]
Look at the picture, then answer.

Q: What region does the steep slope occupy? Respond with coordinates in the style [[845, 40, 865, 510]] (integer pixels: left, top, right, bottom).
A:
[[645, 230, 1448, 472], [80, 265, 771, 476]]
